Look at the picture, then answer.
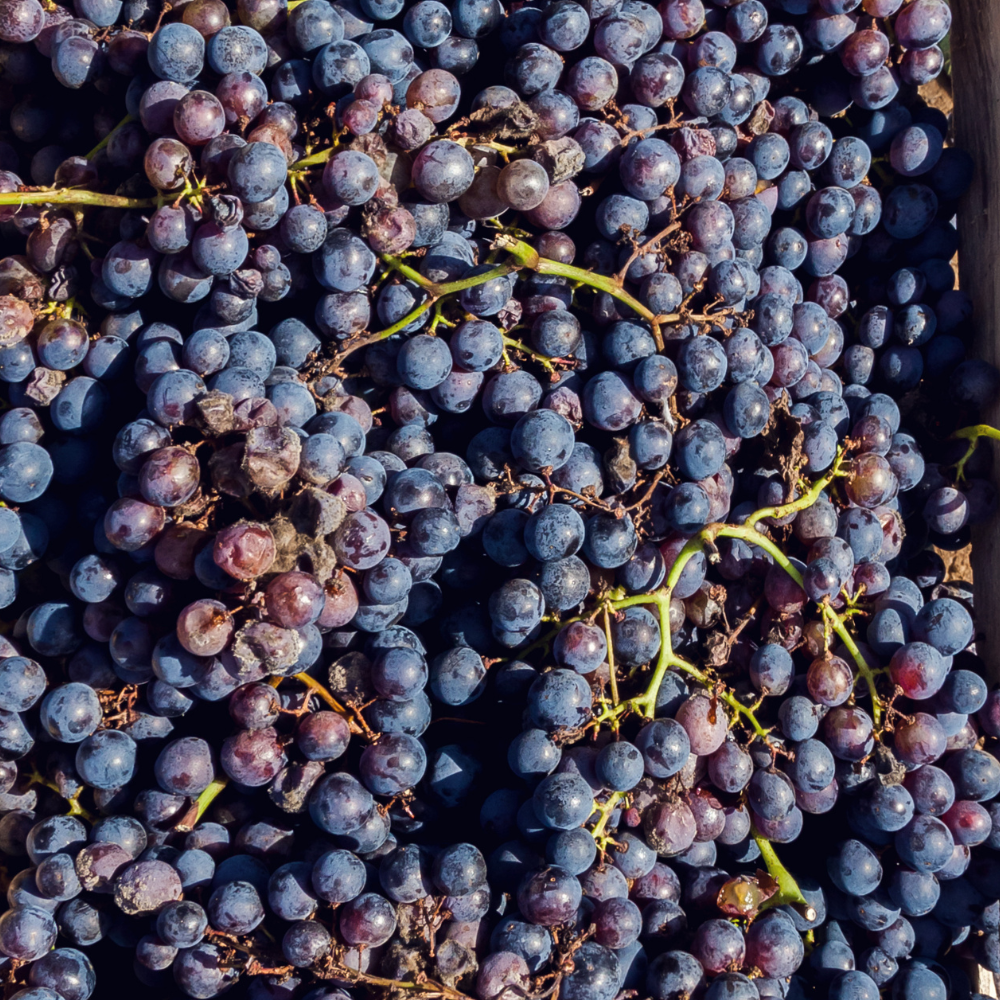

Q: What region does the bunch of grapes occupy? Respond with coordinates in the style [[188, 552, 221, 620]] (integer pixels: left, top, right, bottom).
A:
[[0, 0, 996, 998]]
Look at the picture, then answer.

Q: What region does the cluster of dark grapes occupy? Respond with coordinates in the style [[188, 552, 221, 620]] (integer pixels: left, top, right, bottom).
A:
[[0, 0, 997, 998]]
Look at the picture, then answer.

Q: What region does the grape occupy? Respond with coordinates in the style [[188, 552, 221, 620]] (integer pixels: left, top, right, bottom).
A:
[[895, 815, 955, 873], [0, 655, 45, 713], [912, 598, 974, 655], [220, 728, 287, 786], [339, 892, 397, 946], [154, 737, 214, 796], [889, 642, 948, 699], [114, 860, 183, 915], [210, 522, 275, 580], [0, 906, 58, 961], [496, 159, 550, 211], [174, 600, 232, 657], [75, 730, 136, 790], [39, 683, 101, 744], [511, 409, 575, 473], [402, 0, 448, 45], [138, 446, 200, 508], [787, 739, 836, 795], [395, 334, 452, 390], [229, 683, 280, 730], [311, 849, 366, 904], [551, 622, 604, 676], [264, 571, 325, 628], [725, 383, 771, 438], [895, 0, 951, 47], [678, 336, 728, 394], [24, 949, 95, 1000], [532, 772, 593, 830], [690, 919, 745, 974], [430, 646, 486, 704]]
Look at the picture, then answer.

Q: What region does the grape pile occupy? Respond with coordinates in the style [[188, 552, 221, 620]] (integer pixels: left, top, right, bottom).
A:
[[0, 0, 996, 997]]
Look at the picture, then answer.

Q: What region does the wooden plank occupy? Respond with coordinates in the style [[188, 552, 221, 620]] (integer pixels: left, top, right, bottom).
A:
[[951, 0, 1000, 685]]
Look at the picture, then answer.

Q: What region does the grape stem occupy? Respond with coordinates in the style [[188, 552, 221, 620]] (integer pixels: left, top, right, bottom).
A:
[[174, 775, 230, 834], [589, 790, 626, 850], [336, 236, 733, 364], [501, 335, 559, 372], [495, 235, 730, 349], [288, 138, 345, 175], [599, 579, 773, 739], [335, 258, 521, 358], [327, 968, 472, 1000], [85, 113, 135, 160], [495, 234, 662, 338], [603, 607, 620, 707], [65, 788, 97, 825], [949, 423, 1000, 481], [25, 765, 97, 823], [753, 832, 815, 917], [192, 776, 229, 826], [0, 188, 157, 209], [452, 136, 521, 160], [293, 671, 376, 738], [594, 446, 883, 729], [718, 525, 881, 726], [293, 671, 349, 714], [614, 219, 683, 287]]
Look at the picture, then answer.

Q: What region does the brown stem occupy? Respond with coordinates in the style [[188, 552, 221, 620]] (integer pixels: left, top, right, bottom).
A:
[[330, 967, 473, 999], [625, 469, 668, 511], [614, 219, 684, 288]]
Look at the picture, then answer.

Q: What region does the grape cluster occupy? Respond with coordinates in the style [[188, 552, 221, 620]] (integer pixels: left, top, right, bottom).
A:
[[0, 0, 995, 998]]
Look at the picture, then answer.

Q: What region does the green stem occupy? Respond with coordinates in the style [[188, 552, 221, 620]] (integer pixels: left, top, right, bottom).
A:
[[495, 235, 663, 340], [371, 295, 436, 341], [744, 447, 849, 532], [0, 189, 156, 209], [428, 298, 455, 334], [710, 524, 881, 727], [590, 790, 624, 849], [952, 424, 1000, 442], [950, 423, 1000, 481], [86, 114, 135, 160], [386, 257, 519, 298], [596, 446, 882, 731], [381, 253, 432, 288], [502, 335, 556, 371], [603, 608, 619, 707], [337, 260, 520, 357], [192, 776, 229, 826], [754, 833, 815, 916], [821, 603, 882, 725], [289, 142, 341, 174], [454, 138, 521, 162], [439, 261, 520, 292], [66, 789, 97, 825], [605, 584, 770, 737], [497, 236, 736, 346], [27, 766, 97, 822], [336, 237, 736, 362]]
